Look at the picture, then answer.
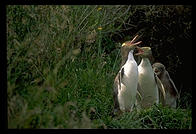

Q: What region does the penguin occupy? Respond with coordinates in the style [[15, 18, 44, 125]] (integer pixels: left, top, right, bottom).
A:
[[152, 62, 179, 108], [135, 47, 166, 108], [113, 35, 142, 113]]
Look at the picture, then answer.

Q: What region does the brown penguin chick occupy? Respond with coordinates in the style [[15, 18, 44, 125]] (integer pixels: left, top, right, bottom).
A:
[[152, 62, 179, 108], [113, 35, 142, 114]]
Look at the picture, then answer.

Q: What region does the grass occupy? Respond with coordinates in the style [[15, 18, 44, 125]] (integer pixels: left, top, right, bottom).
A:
[[7, 5, 192, 129]]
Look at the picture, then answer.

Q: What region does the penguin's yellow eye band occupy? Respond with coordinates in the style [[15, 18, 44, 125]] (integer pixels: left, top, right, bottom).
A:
[[122, 43, 126, 46]]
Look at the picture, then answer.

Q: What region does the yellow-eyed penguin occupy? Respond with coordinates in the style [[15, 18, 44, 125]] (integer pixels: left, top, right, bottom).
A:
[[113, 35, 142, 113], [135, 47, 165, 108], [152, 62, 179, 108]]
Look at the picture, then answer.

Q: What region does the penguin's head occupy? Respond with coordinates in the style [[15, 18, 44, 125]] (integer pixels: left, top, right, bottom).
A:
[[121, 35, 142, 59], [152, 62, 166, 76], [135, 47, 152, 58]]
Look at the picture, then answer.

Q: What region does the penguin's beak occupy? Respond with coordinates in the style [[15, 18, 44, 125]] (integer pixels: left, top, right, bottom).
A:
[[135, 46, 144, 55], [127, 35, 142, 46], [153, 68, 159, 74], [121, 35, 142, 48]]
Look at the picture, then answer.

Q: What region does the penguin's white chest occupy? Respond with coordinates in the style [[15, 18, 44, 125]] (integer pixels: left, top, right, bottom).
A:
[[138, 62, 159, 107], [118, 60, 138, 111], [138, 65, 155, 88]]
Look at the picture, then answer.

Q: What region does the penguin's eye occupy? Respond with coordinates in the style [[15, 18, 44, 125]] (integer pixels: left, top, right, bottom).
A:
[[160, 68, 165, 73]]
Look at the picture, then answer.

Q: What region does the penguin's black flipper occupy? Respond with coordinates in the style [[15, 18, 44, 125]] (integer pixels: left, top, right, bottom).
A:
[[113, 72, 120, 115], [154, 73, 166, 105], [166, 71, 179, 98]]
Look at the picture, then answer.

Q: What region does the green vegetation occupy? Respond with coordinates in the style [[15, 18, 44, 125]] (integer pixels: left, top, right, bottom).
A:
[[7, 5, 192, 129]]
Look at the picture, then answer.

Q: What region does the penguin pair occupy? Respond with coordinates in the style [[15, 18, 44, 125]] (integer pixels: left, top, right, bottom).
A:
[[136, 48, 179, 109], [113, 35, 178, 113]]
